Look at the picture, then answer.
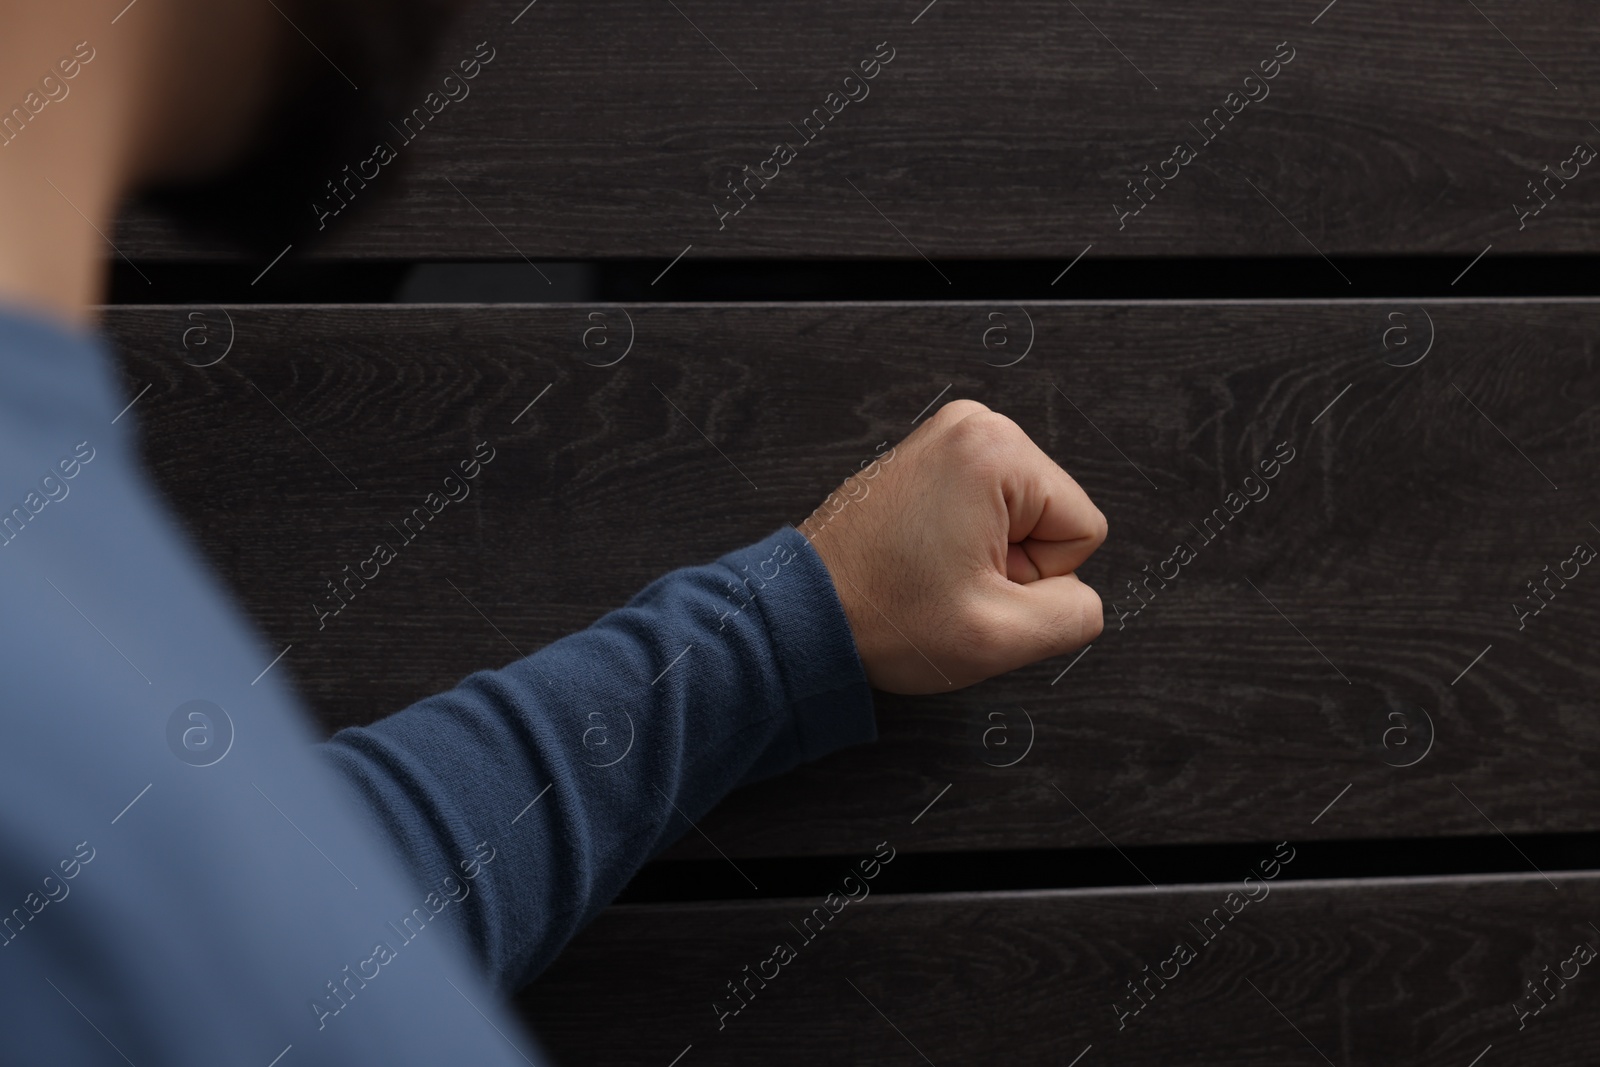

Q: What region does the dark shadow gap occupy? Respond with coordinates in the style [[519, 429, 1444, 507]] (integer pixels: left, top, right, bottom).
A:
[[615, 830, 1600, 904], [108, 255, 1600, 305]]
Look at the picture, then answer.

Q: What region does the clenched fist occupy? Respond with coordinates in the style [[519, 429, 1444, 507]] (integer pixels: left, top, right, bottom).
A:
[[799, 400, 1107, 694]]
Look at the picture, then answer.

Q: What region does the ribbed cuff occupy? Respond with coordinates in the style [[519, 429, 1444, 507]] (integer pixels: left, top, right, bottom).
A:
[[717, 525, 877, 763]]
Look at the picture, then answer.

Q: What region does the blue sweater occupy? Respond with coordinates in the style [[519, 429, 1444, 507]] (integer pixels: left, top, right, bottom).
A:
[[0, 305, 877, 1064]]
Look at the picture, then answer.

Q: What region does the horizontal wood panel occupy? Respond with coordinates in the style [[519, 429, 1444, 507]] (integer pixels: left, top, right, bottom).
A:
[[116, 0, 1600, 261], [519, 870, 1600, 1065], [103, 300, 1600, 857]]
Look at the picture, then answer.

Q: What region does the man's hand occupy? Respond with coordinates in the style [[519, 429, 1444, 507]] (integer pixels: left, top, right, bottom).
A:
[[799, 400, 1107, 694]]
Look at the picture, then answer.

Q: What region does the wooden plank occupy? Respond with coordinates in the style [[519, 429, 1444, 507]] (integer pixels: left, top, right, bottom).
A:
[[102, 300, 1600, 855], [518, 870, 1600, 1065], [115, 0, 1600, 261]]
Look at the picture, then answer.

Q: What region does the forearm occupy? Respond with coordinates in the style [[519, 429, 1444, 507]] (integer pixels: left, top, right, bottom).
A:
[[319, 525, 876, 992]]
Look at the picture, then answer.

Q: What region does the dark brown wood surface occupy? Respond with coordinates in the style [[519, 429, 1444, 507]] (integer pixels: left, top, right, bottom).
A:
[[104, 300, 1600, 858], [114, 0, 1600, 261], [518, 870, 1600, 1066]]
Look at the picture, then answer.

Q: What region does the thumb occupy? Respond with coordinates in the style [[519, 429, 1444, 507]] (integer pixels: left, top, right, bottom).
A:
[[979, 570, 1104, 673]]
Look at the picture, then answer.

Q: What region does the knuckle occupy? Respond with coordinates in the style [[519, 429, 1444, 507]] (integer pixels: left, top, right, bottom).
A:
[[947, 410, 1022, 460], [934, 398, 990, 425]]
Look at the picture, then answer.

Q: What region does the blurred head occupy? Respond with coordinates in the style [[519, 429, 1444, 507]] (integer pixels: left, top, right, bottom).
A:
[[138, 0, 462, 254]]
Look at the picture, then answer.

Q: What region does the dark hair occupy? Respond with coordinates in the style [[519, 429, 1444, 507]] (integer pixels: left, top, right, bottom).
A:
[[139, 0, 462, 256]]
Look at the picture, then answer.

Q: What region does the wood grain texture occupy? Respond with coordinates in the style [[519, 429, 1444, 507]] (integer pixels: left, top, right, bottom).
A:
[[102, 300, 1600, 857], [518, 870, 1600, 1065], [115, 0, 1600, 260]]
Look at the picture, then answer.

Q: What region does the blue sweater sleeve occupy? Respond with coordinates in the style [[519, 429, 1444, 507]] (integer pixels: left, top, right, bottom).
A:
[[321, 527, 878, 991]]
